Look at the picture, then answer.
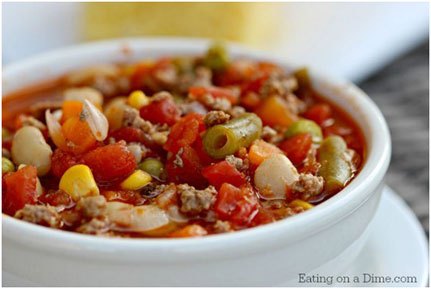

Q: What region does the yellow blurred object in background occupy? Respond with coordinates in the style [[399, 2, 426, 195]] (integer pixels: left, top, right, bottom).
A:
[[84, 3, 281, 49]]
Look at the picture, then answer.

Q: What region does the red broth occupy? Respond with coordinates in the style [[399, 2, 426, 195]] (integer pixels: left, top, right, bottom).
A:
[[2, 46, 365, 238]]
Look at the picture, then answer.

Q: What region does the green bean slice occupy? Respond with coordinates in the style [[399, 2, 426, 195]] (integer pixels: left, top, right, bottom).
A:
[[285, 119, 323, 143], [203, 113, 262, 159], [318, 136, 352, 193]]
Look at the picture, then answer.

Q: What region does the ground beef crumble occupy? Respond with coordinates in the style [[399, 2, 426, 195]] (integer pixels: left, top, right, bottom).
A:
[[121, 105, 170, 146], [76, 196, 107, 219], [213, 220, 233, 233], [292, 173, 324, 200], [76, 217, 110, 235], [15, 205, 62, 228], [225, 154, 249, 172], [261, 126, 283, 144], [178, 184, 217, 216], [204, 110, 231, 127]]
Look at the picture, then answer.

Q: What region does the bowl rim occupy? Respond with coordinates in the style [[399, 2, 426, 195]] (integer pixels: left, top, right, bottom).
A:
[[2, 37, 391, 262]]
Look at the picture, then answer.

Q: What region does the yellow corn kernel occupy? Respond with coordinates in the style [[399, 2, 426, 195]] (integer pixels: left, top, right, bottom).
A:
[[59, 164, 99, 201], [290, 199, 314, 210], [128, 90, 149, 109], [120, 170, 152, 190]]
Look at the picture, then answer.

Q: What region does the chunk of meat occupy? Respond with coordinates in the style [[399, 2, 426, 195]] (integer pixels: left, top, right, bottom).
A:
[[292, 173, 324, 200], [203, 110, 231, 127], [260, 73, 298, 98], [14, 204, 62, 228], [76, 196, 107, 219], [76, 217, 110, 235], [261, 125, 283, 144], [225, 155, 248, 171], [213, 220, 233, 233], [178, 184, 217, 216]]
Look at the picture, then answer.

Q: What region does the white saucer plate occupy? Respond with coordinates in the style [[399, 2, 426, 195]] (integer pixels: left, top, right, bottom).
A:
[[283, 186, 428, 287]]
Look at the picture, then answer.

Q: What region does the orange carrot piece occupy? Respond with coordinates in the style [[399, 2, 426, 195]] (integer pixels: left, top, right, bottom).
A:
[[169, 224, 208, 238], [61, 100, 83, 123], [254, 96, 297, 127], [241, 92, 261, 109], [61, 116, 97, 154], [248, 139, 282, 166]]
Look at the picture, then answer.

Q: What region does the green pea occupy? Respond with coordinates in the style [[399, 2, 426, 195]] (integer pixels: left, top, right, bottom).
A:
[[2, 128, 11, 140], [204, 42, 229, 71], [285, 119, 323, 143], [318, 136, 352, 193], [2, 157, 15, 174], [139, 158, 165, 179]]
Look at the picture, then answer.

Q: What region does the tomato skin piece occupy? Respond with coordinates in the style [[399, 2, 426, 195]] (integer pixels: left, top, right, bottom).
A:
[[39, 190, 73, 207], [51, 149, 81, 178], [214, 183, 259, 226], [189, 86, 239, 105], [139, 98, 180, 126], [303, 104, 332, 125], [166, 145, 208, 188], [241, 74, 269, 96], [164, 113, 204, 153], [109, 127, 145, 143], [202, 161, 246, 189], [82, 143, 136, 184], [3, 166, 38, 215], [250, 207, 275, 227], [279, 133, 313, 166]]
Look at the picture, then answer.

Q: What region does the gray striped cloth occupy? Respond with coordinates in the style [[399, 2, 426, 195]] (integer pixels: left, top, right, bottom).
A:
[[359, 41, 429, 234]]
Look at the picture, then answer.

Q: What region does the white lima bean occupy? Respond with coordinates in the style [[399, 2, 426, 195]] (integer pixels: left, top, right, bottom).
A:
[[254, 154, 299, 200], [11, 126, 53, 176]]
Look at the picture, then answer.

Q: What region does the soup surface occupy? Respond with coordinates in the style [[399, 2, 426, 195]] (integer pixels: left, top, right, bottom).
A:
[[2, 44, 365, 238]]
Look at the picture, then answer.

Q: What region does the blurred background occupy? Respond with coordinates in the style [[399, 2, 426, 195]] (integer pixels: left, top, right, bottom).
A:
[[2, 2, 429, 232]]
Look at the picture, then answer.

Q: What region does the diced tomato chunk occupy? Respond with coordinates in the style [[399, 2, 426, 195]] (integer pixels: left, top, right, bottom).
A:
[[51, 149, 81, 178], [215, 183, 259, 226], [303, 104, 332, 125], [164, 113, 204, 153], [250, 207, 275, 227], [191, 135, 214, 166], [202, 161, 246, 189], [279, 133, 313, 166], [241, 74, 269, 96], [82, 143, 136, 183], [166, 145, 207, 188], [189, 86, 239, 104], [139, 97, 180, 126], [3, 166, 38, 215], [109, 127, 145, 143], [215, 60, 257, 86], [39, 190, 73, 207]]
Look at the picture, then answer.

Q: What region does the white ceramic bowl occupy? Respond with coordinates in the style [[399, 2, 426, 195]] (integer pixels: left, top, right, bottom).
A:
[[2, 38, 391, 286]]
